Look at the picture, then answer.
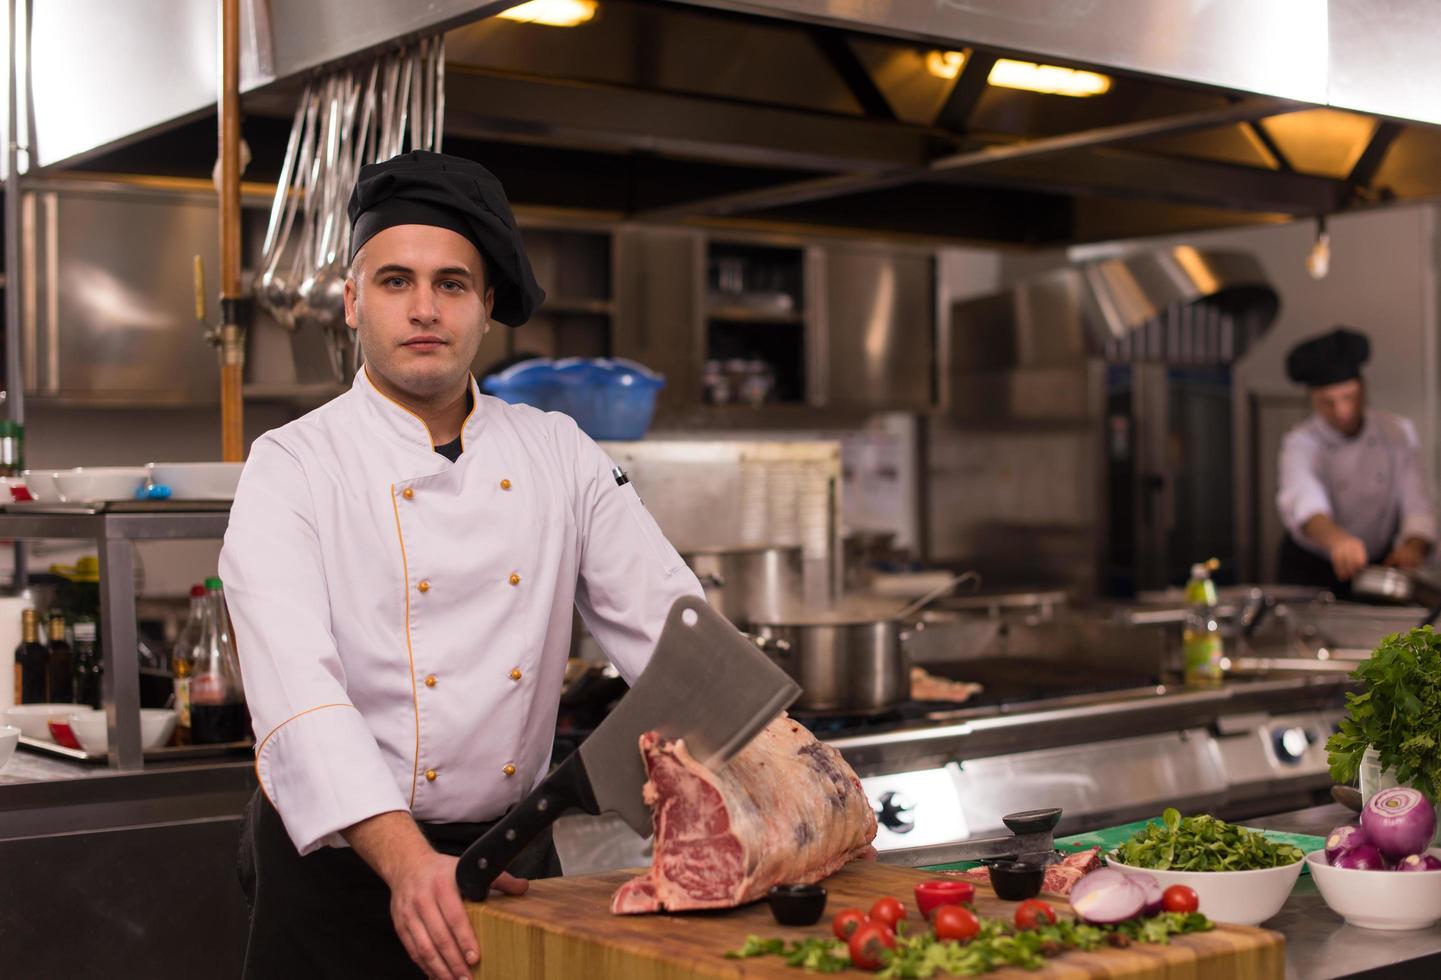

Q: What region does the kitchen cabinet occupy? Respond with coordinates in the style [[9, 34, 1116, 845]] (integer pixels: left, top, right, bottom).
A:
[[612, 226, 704, 415]]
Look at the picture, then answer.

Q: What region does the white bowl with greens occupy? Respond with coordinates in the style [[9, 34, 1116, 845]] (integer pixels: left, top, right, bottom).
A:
[[1105, 809, 1305, 925]]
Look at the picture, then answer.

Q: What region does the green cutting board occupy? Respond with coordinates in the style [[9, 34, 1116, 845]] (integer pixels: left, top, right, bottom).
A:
[[920, 817, 1326, 876]]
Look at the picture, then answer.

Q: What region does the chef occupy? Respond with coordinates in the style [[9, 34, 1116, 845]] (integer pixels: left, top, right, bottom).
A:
[[220, 150, 703, 980], [1276, 326, 1436, 590]]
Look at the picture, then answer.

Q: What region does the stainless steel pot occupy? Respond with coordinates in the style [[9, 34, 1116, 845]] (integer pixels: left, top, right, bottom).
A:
[[749, 571, 979, 715], [682, 546, 803, 629], [750, 615, 906, 715]]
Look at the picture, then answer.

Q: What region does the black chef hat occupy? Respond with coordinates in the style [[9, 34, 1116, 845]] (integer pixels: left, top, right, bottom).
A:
[[1285, 327, 1371, 388], [347, 150, 545, 326]]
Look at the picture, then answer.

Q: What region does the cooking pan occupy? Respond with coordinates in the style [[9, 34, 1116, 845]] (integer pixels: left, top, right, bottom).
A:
[[1352, 565, 1441, 627]]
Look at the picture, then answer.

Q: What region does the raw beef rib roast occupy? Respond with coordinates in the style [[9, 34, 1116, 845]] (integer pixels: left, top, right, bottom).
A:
[[611, 718, 877, 914]]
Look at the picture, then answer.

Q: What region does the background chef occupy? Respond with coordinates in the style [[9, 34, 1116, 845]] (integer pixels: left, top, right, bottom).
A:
[[220, 150, 704, 980], [1276, 326, 1436, 590]]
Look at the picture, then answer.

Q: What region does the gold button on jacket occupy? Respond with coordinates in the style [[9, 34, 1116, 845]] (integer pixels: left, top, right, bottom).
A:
[[502, 763, 517, 777], [509, 668, 522, 681], [500, 478, 512, 491], [424, 674, 437, 688], [425, 769, 438, 782], [508, 573, 521, 586], [418, 580, 431, 593], [401, 487, 414, 500]]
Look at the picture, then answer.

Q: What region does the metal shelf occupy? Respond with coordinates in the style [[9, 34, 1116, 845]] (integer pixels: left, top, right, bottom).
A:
[[0, 502, 234, 771]]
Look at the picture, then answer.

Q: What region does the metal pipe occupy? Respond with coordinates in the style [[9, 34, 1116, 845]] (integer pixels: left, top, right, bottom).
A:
[[217, 0, 245, 461], [5, 0, 23, 427]]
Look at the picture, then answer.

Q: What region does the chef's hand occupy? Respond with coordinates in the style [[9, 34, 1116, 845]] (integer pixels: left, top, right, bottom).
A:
[[1328, 534, 1369, 582], [389, 849, 529, 980], [1385, 537, 1430, 571], [344, 810, 529, 980]]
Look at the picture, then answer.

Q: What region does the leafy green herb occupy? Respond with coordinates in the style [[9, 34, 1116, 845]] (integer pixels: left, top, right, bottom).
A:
[[726, 935, 849, 972], [1327, 626, 1441, 803], [1111, 808, 1304, 871], [726, 911, 1212, 976]]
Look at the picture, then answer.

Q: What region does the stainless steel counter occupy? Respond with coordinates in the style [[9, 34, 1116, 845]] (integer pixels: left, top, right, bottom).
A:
[[1251, 804, 1441, 979]]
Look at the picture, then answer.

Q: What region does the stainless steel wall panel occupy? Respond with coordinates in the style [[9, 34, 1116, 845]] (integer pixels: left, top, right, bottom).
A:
[[821, 246, 934, 411]]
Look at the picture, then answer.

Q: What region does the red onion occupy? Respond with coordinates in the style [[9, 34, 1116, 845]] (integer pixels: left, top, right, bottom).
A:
[[1070, 869, 1146, 924], [1333, 843, 1390, 871], [1325, 824, 1368, 864], [1362, 787, 1437, 860], [1396, 853, 1441, 872], [1125, 872, 1163, 916]]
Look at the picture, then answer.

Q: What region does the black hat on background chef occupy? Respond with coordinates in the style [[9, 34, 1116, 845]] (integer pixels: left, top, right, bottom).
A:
[[347, 150, 545, 326], [1285, 327, 1370, 388]]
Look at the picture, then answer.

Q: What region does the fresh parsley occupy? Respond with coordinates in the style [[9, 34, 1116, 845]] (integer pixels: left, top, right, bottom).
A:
[[1110, 808, 1304, 871], [726, 910, 1212, 976], [1327, 626, 1441, 803]]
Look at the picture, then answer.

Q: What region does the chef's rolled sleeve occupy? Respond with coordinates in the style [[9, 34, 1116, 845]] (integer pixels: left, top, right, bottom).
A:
[[1394, 418, 1437, 546], [1276, 426, 1333, 542], [221, 437, 407, 855], [568, 425, 705, 683]]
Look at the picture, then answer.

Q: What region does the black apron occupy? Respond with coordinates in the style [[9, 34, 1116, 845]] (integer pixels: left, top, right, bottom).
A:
[[237, 791, 561, 979]]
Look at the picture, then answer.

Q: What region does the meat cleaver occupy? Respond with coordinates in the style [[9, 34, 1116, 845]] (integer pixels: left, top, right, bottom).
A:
[[456, 594, 801, 900]]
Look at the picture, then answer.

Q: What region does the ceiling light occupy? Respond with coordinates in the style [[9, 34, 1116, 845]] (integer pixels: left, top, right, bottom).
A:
[[987, 59, 1112, 97], [497, 0, 597, 27], [926, 50, 967, 80], [1306, 215, 1330, 280]]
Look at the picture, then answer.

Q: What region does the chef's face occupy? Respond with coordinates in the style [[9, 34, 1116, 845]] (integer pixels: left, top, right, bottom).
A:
[[344, 224, 496, 401], [1311, 378, 1365, 437]]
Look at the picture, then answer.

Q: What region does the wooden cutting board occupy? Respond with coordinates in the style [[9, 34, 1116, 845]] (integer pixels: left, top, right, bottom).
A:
[[466, 861, 1285, 979]]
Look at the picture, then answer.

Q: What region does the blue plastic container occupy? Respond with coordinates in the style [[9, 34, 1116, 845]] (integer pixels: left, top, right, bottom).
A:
[[481, 357, 666, 440], [481, 357, 560, 408]]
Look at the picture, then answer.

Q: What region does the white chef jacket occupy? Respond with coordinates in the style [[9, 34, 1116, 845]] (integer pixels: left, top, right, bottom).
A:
[[219, 368, 703, 855], [1276, 409, 1437, 559]]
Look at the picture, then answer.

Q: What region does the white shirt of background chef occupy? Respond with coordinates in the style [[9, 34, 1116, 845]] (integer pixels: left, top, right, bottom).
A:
[[1277, 408, 1437, 559], [220, 368, 704, 855]]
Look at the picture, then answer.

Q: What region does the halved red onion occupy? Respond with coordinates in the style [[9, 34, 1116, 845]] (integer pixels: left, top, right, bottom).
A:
[[1362, 787, 1437, 860], [1396, 853, 1441, 872], [1333, 843, 1390, 870], [1125, 871, 1163, 916], [1070, 869, 1146, 924], [1325, 824, 1368, 864]]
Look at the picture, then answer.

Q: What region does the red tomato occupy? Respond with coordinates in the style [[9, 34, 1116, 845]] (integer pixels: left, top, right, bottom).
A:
[[869, 896, 907, 930], [914, 879, 976, 920], [1161, 885, 1199, 914], [848, 922, 896, 971], [932, 904, 980, 943], [1014, 899, 1058, 930], [832, 907, 867, 941]]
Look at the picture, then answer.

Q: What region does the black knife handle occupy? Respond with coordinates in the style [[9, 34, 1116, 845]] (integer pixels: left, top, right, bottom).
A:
[[455, 751, 599, 901]]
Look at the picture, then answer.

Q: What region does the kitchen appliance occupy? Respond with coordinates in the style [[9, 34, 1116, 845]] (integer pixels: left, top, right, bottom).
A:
[[457, 596, 799, 899], [681, 545, 803, 629]]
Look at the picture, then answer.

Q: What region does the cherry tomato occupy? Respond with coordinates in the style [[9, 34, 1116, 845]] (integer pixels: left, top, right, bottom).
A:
[[932, 904, 980, 942], [914, 878, 976, 920], [848, 922, 896, 971], [1014, 899, 1058, 930], [832, 907, 868, 941], [869, 896, 907, 930], [1161, 884, 1199, 914]]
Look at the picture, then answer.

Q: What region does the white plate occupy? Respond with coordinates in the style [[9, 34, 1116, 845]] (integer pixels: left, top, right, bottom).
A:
[[53, 466, 148, 502]]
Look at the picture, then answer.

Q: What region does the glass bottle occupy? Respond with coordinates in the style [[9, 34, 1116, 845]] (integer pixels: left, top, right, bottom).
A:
[[71, 618, 103, 709], [15, 608, 47, 704], [0, 420, 23, 477], [45, 613, 73, 703], [1182, 558, 1225, 688], [190, 577, 249, 744], [171, 584, 207, 745]]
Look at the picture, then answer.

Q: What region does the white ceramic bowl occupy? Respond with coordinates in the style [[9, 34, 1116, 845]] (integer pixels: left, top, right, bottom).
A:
[[53, 466, 148, 503], [145, 461, 245, 501], [1106, 855, 1304, 925], [68, 708, 178, 754], [1307, 848, 1441, 929], [2, 703, 98, 742], [20, 469, 60, 502], [0, 724, 18, 769]]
